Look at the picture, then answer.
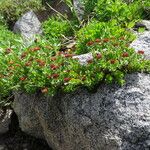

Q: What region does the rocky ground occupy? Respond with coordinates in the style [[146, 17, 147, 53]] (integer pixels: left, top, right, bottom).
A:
[[0, 113, 51, 150]]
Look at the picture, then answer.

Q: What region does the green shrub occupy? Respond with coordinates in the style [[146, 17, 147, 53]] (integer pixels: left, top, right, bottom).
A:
[[0, 31, 149, 100], [0, 0, 42, 25], [76, 20, 135, 54], [94, 0, 140, 24], [0, 25, 23, 49], [42, 16, 74, 41]]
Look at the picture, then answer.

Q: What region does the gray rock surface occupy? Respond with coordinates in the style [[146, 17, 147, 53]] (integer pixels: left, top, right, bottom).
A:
[[134, 20, 150, 31], [13, 73, 150, 150], [13, 11, 42, 45], [0, 109, 13, 134], [72, 0, 85, 21], [73, 52, 93, 65], [130, 31, 150, 59]]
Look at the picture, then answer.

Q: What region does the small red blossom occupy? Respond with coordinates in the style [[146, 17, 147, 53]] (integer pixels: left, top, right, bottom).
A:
[[122, 52, 129, 57], [20, 77, 27, 81], [138, 50, 144, 55], [5, 48, 12, 54], [50, 64, 59, 70], [103, 38, 109, 43], [64, 78, 71, 82], [96, 53, 102, 59], [25, 62, 31, 67], [86, 41, 94, 46], [36, 59, 45, 66], [95, 38, 101, 43], [31, 47, 41, 52], [16, 64, 20, 67], [64, 53, 74, 58], [87, 59, 93, 64], [51, 57, 57, 61], [110, 59, 116, 64], [51, 74, 59, 79], [41, 87, 48, 93], [120, 36, 125, 40], [21, 52, 27, 59]]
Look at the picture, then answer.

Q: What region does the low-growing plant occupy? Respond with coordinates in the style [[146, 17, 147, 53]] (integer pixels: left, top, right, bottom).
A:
[[0, 25, 23, 49], [43, 16, 74, 41], [0, 34, 149, 103], [76, 20, 135, 54], [94, 0, 141, 25]]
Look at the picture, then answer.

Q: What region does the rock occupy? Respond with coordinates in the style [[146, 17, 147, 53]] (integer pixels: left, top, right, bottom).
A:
[[73, 52, 93, 65], [13, 11, 42, 45], [13, 73, 150, 150], [0, 109, 13, 134], [130, 31, 150, 59], [134, 20, 150, 31], [72, 0, 85, 21]]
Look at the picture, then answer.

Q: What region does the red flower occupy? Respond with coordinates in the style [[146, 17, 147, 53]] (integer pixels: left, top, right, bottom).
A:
[[87, 59, 93, 64], [120, 36, 125, 40], [103, 38, 109, 43], [64, 53, 73, 58], [51, 57, 57, 61], [110, 59, 116, 64], [122, 52, 129, 57], [20, 77, 27, 81], [86, 41, 94, 46], [25, 62, 31, 67], [5, 48, 12, 54], [138, 50, 144, 55], [64, 78, 71, 82], [96, 53, 102, 59], [95, 39, 101, 43], [36, 59, 45, 66], [16, 64, 20, 67], [21, 52, 27, 59], [31, 47, 41, 52], [51, 74, 59, 79], [41, 87, 48, 93], [50, 64, 59, 70]]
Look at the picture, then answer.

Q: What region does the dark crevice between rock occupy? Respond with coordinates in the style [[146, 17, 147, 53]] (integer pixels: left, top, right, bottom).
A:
[[0, 111, 52, 150]]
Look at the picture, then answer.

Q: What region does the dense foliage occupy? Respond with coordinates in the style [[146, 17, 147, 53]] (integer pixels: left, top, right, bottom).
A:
[[0, 0, 42, 25], [0, 0, 150, 106]]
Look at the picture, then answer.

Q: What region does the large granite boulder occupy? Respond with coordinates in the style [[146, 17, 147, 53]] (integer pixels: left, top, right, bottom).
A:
[[0, 109, 13, 134], [13, 11, 42, 45], [13, 73, 150, 150]]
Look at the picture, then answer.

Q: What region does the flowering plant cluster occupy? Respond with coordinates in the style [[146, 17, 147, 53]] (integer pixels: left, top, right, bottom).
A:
[[0, 0, 150, 107], [0, 32, 148, 104]]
